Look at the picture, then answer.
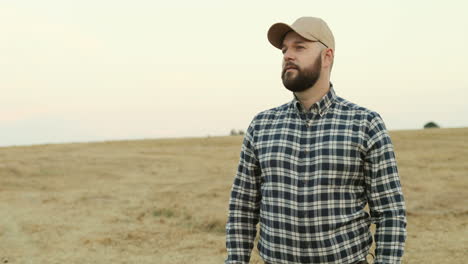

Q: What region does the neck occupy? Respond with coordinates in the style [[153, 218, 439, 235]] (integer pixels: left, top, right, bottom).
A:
[[294, 76, 330, 111]]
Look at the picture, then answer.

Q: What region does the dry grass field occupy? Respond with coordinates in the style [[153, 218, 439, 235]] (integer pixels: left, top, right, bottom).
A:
[[0, 127, 467, 263]]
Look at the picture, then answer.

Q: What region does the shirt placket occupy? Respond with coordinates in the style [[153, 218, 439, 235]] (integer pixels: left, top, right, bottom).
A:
[[295, 105, 320, 252], [296, 108, 317, 240]]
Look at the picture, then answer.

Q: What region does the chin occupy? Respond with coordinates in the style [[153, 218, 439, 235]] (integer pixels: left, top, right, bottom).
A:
[[283, 73, 297, 81]]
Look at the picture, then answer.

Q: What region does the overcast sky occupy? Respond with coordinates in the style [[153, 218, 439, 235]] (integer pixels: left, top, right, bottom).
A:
[[1, 0, 467, 147]]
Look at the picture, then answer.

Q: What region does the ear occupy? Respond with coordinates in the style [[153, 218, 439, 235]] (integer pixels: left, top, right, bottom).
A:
[[322, 48, 334, 69]]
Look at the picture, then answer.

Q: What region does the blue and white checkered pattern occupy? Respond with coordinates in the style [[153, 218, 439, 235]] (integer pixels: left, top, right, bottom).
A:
[[226, 86, 407, 264]]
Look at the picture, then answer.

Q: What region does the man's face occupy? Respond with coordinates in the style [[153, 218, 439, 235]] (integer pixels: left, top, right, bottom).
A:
[[281, 31, 322, 92]]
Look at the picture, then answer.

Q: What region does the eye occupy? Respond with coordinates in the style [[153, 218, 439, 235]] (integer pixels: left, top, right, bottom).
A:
[[296, 45, 305, 50], [281, 48, 287, 54]]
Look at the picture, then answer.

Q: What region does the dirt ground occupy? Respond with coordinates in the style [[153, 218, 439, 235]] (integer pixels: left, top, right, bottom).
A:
[[0, 127, 467, 263]]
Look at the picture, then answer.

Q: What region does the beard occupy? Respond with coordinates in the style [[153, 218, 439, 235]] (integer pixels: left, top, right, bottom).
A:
[[281, 55, 322, 92]]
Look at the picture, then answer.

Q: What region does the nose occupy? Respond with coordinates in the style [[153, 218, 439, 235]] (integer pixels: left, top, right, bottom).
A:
[[283, 48, 295, 62]]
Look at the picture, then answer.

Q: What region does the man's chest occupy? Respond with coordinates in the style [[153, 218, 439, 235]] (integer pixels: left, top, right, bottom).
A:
[[254, 117, 367, 183]]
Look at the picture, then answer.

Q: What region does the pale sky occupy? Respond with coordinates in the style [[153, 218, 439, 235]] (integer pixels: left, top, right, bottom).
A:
[[1, 0, 467, 147]]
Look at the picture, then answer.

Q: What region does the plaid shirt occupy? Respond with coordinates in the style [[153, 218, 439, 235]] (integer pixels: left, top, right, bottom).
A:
[[226, 85, 407, 264]]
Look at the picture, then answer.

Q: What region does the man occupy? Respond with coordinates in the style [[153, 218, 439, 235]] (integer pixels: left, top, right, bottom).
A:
[[225, 17, 407, 264]]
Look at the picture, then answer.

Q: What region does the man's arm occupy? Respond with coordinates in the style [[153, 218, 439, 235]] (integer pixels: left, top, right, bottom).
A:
[[363, 114, 407, 264], [225, 122, 262, 264]]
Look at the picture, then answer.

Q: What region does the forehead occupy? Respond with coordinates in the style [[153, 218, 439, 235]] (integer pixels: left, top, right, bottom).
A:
[[282, 31, 313, 47]]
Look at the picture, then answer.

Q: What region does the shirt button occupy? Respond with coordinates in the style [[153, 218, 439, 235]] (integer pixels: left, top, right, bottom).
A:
[[307, 120, 313, 126]]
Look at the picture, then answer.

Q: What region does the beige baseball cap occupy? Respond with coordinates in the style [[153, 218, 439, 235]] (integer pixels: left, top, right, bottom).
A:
[[268, 17, 335, 51]]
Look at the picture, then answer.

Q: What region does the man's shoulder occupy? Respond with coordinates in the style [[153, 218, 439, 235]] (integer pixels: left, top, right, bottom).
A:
[[334, 96, 382, 122], [335, 96, 391, 140]]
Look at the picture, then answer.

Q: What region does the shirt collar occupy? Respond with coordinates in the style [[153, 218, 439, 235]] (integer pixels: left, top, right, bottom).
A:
[[291, 83, 337, 117]]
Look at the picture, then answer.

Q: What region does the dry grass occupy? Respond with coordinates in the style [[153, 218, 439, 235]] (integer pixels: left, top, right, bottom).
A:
[[0, 128, 467, 263]]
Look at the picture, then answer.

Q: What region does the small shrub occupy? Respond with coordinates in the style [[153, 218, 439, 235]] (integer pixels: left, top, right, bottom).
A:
[[153, 208, 176, 218], [230, 129, 245, 136], [199, 218, 226, 234], [230, 129, 238, 136], [424, 121, 440, 129]]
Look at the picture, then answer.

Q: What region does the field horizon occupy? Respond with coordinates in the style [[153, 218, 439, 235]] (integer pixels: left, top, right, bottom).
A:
[[1, 127, 467, 263]]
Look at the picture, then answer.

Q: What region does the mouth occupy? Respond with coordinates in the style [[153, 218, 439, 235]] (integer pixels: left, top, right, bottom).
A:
[[283, 64, 298, 71]]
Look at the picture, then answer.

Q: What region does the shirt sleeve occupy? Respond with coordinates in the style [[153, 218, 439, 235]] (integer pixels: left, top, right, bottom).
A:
[[363, 114, 407, 264], [225, 120, 262, 264]]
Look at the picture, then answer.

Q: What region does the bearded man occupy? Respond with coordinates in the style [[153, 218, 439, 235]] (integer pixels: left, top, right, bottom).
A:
[[225, 17, 407, 264]]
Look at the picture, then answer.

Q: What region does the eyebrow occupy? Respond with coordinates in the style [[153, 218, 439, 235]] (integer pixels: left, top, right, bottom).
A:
[[281, 40, 307, 49]]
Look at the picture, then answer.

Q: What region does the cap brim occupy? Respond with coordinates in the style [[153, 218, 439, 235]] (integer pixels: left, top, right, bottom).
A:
[[268, 22, 321, 49], [268, 23, 293, 49]]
